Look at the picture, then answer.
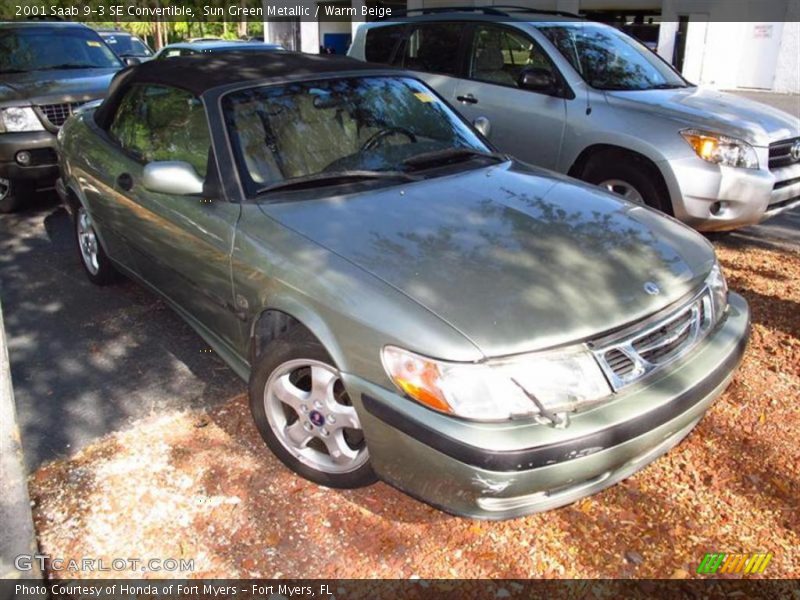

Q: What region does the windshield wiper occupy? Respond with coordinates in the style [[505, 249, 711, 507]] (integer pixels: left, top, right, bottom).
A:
[[0, 68, 27, 74], [647, 83, 687, 90], [402, 147, 508, 171], [254, 170, 420, 196], [36, 64, 101, 70]]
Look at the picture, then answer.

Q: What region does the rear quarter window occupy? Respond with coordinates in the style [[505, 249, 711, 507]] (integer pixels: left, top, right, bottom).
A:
[[364, 26, 404, 64]]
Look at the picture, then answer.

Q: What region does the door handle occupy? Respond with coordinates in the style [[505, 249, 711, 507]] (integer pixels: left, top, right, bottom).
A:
[[456, 94, 478, 105], [116, 173, 133, 191]]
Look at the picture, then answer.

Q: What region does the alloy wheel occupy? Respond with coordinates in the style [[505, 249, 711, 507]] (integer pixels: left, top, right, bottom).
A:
[[599, 179, 645, 205], [0, 177, 9, 201], [263, 358, 369, 474], [77, 207, 100, 275]]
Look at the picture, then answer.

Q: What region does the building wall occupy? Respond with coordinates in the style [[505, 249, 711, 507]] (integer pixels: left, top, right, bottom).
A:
[[774, 10, 800, 93]]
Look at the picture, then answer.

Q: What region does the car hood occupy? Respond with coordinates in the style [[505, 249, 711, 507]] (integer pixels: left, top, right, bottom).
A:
[[605, 86, 800, 146], [259, 163, 716, 358], [0, 68, 118, 106]]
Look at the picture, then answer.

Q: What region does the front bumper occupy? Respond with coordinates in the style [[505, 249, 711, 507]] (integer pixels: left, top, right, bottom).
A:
[[0, 131, 59, 184], [661, 155, 800, 232], [345, 292, 749, 520]]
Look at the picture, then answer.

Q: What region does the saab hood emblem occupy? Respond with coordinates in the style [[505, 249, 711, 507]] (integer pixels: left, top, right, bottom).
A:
[[644, 281, 661, 296], [791, 140, 800, 162]]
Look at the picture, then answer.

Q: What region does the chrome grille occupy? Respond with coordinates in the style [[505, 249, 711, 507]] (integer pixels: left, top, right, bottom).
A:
[[592, 290, 714, 391], [769, 137, 800, 170], [37, 102, 84, 128]]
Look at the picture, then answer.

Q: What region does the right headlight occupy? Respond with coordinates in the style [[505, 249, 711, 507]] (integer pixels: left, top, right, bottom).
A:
[[680, 129, 758, 169], [706, 260, 729, 323], [0, 106, 45, 133], [381, 345, 612, 423]]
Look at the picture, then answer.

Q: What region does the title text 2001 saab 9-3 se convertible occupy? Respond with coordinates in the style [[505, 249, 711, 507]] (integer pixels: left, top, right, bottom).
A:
[[57, 53, 750, 519]]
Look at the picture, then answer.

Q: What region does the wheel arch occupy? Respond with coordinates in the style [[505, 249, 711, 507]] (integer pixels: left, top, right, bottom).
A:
[[567, 143, 674, 211], [248, 297, 348, 374]]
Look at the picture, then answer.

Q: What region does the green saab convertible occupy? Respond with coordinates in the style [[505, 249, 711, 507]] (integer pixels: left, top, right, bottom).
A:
[[57, 52, 750, 519]]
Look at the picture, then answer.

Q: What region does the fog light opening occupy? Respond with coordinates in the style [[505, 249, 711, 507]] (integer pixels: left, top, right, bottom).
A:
[[15, 151, 31, 166], [709, 201, 727, 216]]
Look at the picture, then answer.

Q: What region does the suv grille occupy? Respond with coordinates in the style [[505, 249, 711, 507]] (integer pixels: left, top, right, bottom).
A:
[[592, 290, 714, 391], [769, 137, 800, 170], [37, 102, 85, 128]]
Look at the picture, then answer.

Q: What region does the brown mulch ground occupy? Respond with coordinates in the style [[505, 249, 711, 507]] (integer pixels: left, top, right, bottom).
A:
[[29, 240, 800, 579]]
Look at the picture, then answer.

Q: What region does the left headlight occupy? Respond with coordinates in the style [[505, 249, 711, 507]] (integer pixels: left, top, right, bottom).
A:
[[706, 260, 729, 323], [381, 345, 612, 423], [680, 129, 758, 169], [0, 107, 45, 133]]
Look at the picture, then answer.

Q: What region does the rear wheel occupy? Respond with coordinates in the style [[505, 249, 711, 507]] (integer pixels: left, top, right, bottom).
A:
[[248, 330, 376, 489], [581, 151, 672, 214], [0, 178, 27, 213], [75, 206, 118, 285]]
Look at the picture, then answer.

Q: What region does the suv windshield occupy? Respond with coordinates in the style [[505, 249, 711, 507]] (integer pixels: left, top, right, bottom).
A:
[[101, 33, 152, 58], [224, 76, 492, 197], [0, 27, 122, 73], [539, 24, 689, 91]]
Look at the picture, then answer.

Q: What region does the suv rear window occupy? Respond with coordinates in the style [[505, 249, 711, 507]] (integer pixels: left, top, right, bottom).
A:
[[395, 23, 462, 76], [365, 26, 404, 64]]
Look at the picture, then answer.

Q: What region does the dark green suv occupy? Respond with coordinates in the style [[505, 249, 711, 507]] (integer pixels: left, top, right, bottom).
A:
[[0, 21, 122, 212]]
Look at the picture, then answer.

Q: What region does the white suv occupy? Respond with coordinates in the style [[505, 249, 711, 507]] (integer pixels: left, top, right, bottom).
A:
[[349, 7, 800, 231]]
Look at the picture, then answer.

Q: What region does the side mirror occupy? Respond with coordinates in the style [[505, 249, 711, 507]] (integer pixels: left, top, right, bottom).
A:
[[142, 161, 204, 195], [122, 56, 142, 67], [472, 116, 491, 138], [519, 68, 557, 94]]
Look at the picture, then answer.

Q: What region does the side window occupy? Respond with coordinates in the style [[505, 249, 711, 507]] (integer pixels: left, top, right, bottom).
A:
[[395, 23, 462, 76], [108, 85, 210, 178], [469, 26, 554, 88], [364, 25, 404, 64]]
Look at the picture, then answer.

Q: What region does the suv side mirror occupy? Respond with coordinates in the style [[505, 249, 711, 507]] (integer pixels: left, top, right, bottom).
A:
[[143, 161, 204, 195], [519, 68, 557, 94], [122, 56, 142, 67]]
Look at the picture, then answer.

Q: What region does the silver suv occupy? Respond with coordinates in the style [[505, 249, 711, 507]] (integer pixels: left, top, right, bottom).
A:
[[349, 8, 800, 231]]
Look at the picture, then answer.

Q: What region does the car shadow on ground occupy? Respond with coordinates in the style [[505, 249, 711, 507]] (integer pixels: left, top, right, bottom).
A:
[[0, 192, 243, 470]]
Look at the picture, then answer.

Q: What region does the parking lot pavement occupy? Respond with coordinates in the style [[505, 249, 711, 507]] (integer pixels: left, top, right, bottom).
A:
[[0, 192, 243, 470]]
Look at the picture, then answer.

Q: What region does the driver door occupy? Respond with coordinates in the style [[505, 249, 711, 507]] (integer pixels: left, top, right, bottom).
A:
[[453, 24, 567, 170], [106, 84, 243, 348]]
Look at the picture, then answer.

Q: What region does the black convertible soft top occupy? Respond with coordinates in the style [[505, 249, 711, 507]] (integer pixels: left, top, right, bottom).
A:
[[94, 51, 392, 128]]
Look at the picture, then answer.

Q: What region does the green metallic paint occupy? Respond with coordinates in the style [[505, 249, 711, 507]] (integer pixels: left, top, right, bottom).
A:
[[57, 73, 748, 517]]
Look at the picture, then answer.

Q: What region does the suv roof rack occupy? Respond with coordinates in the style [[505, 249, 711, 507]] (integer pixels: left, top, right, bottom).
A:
[[382, 5, 582, 20]]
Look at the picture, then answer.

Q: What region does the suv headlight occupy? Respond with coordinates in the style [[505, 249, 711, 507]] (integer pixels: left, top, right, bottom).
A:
[[381, 345, 612, 422], [706, 260, 729, 322], [680, 129, 758, 169], [0, 107, 45, 133]]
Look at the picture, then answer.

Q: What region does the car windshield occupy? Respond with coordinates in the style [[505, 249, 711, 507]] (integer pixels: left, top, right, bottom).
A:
[[0, 27, 122, 73], [223, 76, 492, 197], [101, 33, 151, 58], [539, 23, 689, 90]]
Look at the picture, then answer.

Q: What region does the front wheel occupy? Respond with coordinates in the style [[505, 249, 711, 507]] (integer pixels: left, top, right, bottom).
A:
[[248, 332, 376, 489], [75, 206, 118, 285], [0, 178, 28, 213], [582, 153, 672, 214]]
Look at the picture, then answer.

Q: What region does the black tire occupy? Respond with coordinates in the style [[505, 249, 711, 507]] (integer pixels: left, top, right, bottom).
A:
[[74, 205, 119, 286], [0, 179, 29, 214], [248, 328, 377, 489], [581, 150, 672, 215]]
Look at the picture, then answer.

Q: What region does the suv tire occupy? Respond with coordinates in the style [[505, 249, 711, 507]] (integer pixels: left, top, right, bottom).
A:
[[0, 178, 29, 214], [582, 152, 672, 215]]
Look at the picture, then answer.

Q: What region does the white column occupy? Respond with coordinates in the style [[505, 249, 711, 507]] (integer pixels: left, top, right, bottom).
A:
[[351, 0, 366, 39]]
